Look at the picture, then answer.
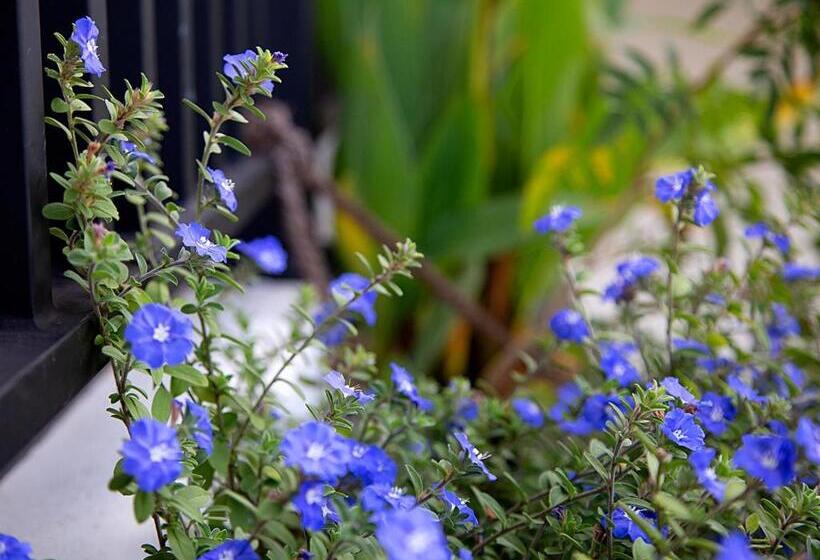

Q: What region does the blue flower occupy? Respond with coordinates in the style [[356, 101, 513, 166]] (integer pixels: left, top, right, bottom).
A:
[[775, 362, 805, 397], [375, 507, 450, 560], [727, 370, 767, 403], [323, 370, 375, 404], [273, 51, 288, 64], [697, 356, 734, 373], [391, 363, 433, 411], [207, 168, 237, 212], [796, 417, 820, 465], [717, 532, 759, 560], [312, 302, 349, 346], [458, 550, 473, 560], [455, 397, 479, 424], [733, 434, 796, 490], [689, 447, 726, 501], [238, 236, 288, 275], [655, 168, 693, 202], [600, 342, 641, 387], [439, 488, 478, 526], [0, 534, 33, 560], [605, 507, 659, 543], [697, 392, 736, 436], [454, 431, 496, 481], [705, 292, 726, 306], [533, 205, 582, 234], [783, 262, 820, 282], [197, 539, 259, 560], [348, 443, 397, 486], [512, 398, 544, 428], [280, 421, 351, 481], [692, 182, 720, 226], [71, 17, 105, 76], [223, 50, 273, 93], [330, 273, 378, 326], [120, 418, 182, 492], [361, 484, 416, 515], [119, 140, 156, 164], [549, 381, 583, 421], [672, 338, 710, 354], [185, 401, 213, 456], [125, 303, 194, 368], [766, 303, 799, 354], [660, 377, 697, 405], [549, 309, 590, 343], [744, 222, 790, 254], [603, 256, 660, 301], [560, 394, 623, 435], [175, 222, 227, 263], [661, 408, 705, 451], [292, 481, 339, 532]]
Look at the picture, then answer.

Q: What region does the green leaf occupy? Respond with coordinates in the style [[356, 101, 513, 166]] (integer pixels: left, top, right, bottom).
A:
[[101, 345, 127, 363], [182, 97, 212, 123], [42, 202, 74, 220], [218, 134, 251, 156], [167, 523, 196, 560], [169, 485, 209, 522], [405, 464, 423, 496], [654, 491, 693, 521], [632, 538, 657, 560], [133, 491, 155, 523], [151, 385, 172, 422], [50, 97, 69, 113], [165, 364, 209, 387], [583, 450, 609, 481]]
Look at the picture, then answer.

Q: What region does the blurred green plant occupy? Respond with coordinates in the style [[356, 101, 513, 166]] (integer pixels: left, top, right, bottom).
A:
[[316, 0, 819, 383]]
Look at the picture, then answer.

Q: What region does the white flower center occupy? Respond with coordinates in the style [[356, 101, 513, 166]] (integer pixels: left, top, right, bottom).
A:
[[86, 39, 99, 57], [710, 406, 723, 421], [550, 205, 564, 219], [388, 487, 404, 499], [197, 235, 214, 248], [221, 178, 235, 192], [407, 529, 431, 554], [321, 504, 334, 518], [152, 323, 171, 343], [218, 551, 235, 560], [703, 467, 717, 481], [761, 452, 778, 469], [672, 429, 685, 441], [565, 313, 580, 324], [352, 445, 366, 459], [149, 443, 175, 463], [613, 364, 625, 377], [306, 442, 326, 461], [306, 486, 323, 505]]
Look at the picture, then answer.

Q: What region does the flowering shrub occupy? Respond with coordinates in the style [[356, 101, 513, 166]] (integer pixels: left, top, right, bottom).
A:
[[3, 16, 818, 560]]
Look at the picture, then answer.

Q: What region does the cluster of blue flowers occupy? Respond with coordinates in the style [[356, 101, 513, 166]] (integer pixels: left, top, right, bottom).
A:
[[528, 168, 818, 555], [263, 364, 497, 559]]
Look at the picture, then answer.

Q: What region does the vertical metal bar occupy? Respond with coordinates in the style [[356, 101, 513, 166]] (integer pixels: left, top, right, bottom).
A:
[[140, 0, 158, 80], [178, 0, 197, 199], [233, 0, 250, 51], [208, 0, 224, 102], [0, 0, 51, 320], [87, 0, 109, 120]]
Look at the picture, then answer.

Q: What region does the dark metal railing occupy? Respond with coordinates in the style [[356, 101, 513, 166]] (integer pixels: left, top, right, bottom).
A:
[[0, 0, 312, 475]]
